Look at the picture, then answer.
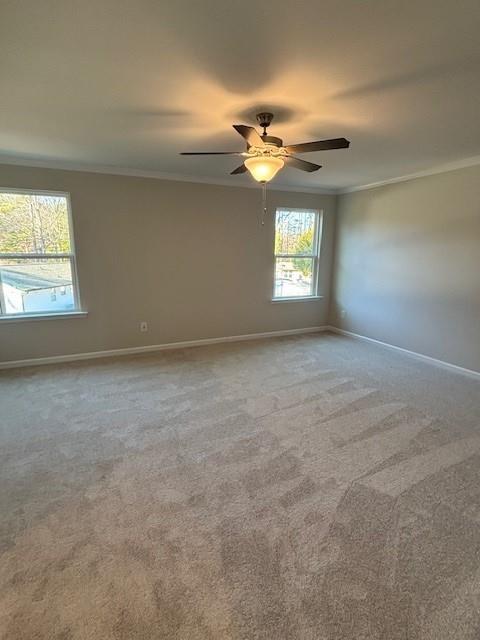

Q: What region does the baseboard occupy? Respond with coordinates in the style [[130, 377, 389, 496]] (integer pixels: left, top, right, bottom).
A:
[[327, 326, 480, 381], [0, 326, 328, 370]]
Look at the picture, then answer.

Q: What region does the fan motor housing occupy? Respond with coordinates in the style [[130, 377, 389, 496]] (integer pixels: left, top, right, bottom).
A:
[[262, 135, 283, 147]]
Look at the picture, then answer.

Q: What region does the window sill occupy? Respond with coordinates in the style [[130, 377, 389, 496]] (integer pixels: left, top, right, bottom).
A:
[[271, 296, 324, 303], [0, 311, 88, 323]]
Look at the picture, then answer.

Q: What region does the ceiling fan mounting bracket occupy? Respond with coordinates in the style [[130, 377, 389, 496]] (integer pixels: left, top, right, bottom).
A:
[[256, 112, 274, 136]]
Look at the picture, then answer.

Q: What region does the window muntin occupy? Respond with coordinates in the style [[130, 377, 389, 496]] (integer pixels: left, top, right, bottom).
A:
[[273, 208, 322, 299], [0, 190, 80, 316]]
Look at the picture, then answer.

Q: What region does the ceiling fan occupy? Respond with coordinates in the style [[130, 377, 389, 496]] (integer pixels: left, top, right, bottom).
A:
[[181, 112, 350, 183]]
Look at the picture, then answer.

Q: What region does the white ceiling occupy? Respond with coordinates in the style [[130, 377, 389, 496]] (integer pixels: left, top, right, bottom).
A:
[[1, 0, 480, 191]]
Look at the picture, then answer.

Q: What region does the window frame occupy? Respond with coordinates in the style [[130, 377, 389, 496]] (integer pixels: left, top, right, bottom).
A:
[[0, 187, 83, 319], [272, 207, 323, 302]]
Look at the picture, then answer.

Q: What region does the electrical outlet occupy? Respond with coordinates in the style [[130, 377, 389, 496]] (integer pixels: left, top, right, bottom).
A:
[[140, 321, 148, 332], [340, 309, 346, 319]]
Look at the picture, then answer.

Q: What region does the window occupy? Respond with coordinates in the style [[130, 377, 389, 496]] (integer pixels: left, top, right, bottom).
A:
[[0, 190, 81, 317], [273, 208, 322, 300]]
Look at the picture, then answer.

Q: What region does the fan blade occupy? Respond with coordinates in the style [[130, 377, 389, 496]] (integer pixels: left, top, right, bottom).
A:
[[232, 125, 265, 147], [285, 138, 350, 154], [230, 164, 247, 175], [180, 151, 243, 155], [285, 156, 322, 172]]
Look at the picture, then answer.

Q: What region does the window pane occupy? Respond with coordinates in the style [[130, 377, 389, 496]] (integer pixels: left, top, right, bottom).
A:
[[0, 258, 75, 314], [0, 192, 71, 254], [275, 209, 316, 255], [274, 257, 314, 298]]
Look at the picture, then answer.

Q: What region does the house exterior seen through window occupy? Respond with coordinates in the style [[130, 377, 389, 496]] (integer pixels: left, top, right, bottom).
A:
[[0, 190, 81, 316], [273, 208, 322, 299]]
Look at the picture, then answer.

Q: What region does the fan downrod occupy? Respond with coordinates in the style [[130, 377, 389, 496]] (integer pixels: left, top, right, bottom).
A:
[[256, 112, 283, 147], [256, 112, 274, 135]]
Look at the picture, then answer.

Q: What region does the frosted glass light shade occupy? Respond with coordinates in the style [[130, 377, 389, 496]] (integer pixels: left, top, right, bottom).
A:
[[244, 156, 284, 182]]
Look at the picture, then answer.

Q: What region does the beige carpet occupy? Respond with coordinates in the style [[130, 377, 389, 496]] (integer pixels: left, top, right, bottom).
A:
[[1, 332, 480, 639]]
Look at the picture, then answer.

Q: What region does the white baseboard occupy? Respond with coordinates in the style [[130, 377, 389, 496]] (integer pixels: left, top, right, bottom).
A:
[[327, 326, 480, 381], [0, 326, 328, 370]]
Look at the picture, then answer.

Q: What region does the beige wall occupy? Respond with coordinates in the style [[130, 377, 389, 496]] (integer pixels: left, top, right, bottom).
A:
[[331, 165, 480, 372], [0, 164, 336, 363]]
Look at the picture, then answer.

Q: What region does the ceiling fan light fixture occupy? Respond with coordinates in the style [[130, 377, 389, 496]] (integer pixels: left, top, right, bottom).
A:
[[181, 113, 350, 183], [244, 155, 284, 183]]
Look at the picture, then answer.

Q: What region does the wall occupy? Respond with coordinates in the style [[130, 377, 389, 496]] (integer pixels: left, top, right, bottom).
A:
[[331, 164, 480, 372], [0, 164, 335, 363]]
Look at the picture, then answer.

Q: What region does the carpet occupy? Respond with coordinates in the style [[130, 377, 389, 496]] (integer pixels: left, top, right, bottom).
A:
[[1, 333, 480, 639]]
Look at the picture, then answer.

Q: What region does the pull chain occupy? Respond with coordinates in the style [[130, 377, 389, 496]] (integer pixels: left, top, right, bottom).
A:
[[261, 181, 267, 226]]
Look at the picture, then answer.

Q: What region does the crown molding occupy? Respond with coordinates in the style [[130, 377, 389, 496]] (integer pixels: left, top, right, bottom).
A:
[[0, 155, 338, 195], [3, 151, 480, 197], [338, 154, 480, 194]]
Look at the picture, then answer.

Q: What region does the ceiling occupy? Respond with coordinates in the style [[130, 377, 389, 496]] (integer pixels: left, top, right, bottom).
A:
[[1, 0, 480, 191]]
